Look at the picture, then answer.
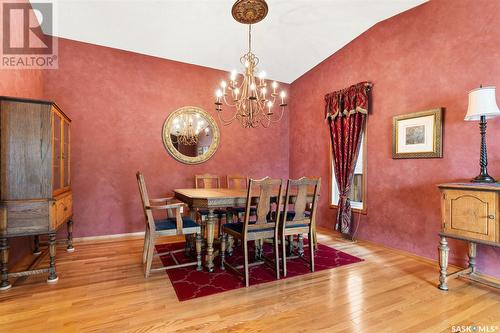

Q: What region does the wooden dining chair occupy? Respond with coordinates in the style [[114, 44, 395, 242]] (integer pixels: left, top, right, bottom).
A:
[[137, 172, 202, 277], [280, 177, 321, 277], [221, 177, 283, 287], [226, 174, 249, 223]]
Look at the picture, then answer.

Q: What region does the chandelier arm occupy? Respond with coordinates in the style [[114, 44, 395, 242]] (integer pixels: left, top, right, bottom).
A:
[[216, 109, 238, 125]]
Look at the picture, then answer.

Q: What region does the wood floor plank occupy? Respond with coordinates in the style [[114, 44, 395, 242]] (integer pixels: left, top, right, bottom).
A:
[[0, 228, 499, 332]]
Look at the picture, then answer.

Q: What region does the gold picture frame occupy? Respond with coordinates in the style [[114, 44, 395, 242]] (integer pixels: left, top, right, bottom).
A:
[[392, 108, 443, 159], [162, 106, 220, 164]]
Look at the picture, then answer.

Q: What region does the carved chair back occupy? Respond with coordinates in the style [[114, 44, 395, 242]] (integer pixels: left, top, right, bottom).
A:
[[282, 177, 321, 228], [226, 175, 248, 189], [243, 177, 283, 235], [195, 174, 221, 189], [136, 172, 157, 231]]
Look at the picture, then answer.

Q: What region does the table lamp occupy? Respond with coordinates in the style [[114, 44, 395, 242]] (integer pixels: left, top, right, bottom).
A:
[[464, 86, 500, 183]]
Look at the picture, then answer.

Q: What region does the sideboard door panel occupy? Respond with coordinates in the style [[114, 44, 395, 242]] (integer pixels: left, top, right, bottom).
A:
[[1, 101, 52, 200], [444, 190, 497, 242]]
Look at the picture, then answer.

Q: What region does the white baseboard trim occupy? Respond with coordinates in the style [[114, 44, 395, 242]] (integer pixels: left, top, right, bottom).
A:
[[74, 231, 145, 243]]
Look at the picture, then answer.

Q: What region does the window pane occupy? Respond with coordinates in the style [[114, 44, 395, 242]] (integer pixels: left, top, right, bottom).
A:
[[349, 174, 363, 203]]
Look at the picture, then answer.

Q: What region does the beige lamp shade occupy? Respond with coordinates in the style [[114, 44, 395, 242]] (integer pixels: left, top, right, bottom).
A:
[[464, 86, 500, 121]]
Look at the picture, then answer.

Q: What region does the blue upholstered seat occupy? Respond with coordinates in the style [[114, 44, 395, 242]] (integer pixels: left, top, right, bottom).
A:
[[198, 209, 226, 216], [229, 207, 257, 214], [286, 210, 311, 221], [155, 217, 198, 231], [224, 222, 274, 233]]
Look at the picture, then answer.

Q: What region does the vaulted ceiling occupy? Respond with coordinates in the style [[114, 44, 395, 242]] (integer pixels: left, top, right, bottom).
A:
[[41, 0, 426, 83]]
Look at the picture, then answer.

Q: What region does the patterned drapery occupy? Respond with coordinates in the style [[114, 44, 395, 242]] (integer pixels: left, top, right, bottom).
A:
[[325, 82, 372, 236]]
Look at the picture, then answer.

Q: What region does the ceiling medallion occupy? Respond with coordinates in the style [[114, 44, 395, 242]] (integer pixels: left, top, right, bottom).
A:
[[231, 0, 268, 24], [215, 0, 286, 128]]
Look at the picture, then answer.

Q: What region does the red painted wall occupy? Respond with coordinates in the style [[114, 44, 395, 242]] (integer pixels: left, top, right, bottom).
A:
[[42, 38, 289, 238], [289, 0, 500, 277]]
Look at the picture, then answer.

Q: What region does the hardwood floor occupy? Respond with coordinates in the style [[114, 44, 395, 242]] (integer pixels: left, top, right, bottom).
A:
[[1, 229, 499, 333]]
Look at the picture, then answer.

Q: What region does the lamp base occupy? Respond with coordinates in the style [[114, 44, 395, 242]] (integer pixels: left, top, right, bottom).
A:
[[471, 174, 497, 183]]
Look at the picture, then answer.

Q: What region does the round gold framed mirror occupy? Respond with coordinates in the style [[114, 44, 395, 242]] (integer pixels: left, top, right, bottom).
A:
[[162, 106, 220, 164]]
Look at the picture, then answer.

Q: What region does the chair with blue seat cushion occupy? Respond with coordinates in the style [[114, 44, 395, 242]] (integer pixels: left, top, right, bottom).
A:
[[221, 177, 283, 287], [280, 177, 321, 277], [137, 172, 202, 278]]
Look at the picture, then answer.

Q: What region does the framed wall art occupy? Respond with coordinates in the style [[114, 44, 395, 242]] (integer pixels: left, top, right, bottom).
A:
[[392, 108, 443, 159]]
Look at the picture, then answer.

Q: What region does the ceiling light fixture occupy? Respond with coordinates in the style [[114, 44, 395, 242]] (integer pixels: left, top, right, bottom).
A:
[[215, 0, 287, 128]]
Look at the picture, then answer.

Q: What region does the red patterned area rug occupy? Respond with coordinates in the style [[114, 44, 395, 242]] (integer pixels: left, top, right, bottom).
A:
[[156, 241, 363, 301]]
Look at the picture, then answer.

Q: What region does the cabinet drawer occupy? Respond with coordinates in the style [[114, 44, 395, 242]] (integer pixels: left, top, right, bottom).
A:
[[51, 193, 72, 230], [442, 189, 498, 242]]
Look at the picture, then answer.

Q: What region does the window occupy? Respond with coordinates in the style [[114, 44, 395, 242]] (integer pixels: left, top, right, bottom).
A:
[[331, 133, 366, 212]]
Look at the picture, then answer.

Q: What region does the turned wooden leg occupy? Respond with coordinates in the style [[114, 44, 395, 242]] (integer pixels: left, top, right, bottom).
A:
[[47, 233, 58, 283], [0, 237, 11, 290], [33, 235, 41, 255], [298, 234, 304, 257], [227, 234, 234, 256], [254, 239, 263, 261], [438, 236, 449, 291], [220, 232, 226, 270], [288, 235, 294, 256], [184, 234, 191, 257], [66, 219, 74, 253], [205, 209, 216, 272], [195, 233, 202, 271], [468, 242, 477, 274]]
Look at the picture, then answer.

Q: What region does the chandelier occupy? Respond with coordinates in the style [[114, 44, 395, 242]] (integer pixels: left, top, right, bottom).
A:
[[215, 0, 287, 128], [172, 114, 209, 146]]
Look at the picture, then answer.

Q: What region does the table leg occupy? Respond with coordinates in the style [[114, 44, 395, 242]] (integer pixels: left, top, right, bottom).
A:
[[0, 237, 11, 290], [195, 233, 202, 271], [288, 235, 294, 256], [298, 234, 304, 257], [67, 219, 75, 253], [205, 208, 216, 272], [47, 233, 58, 283], [438, 236, 449, 291], [33, 235, 41, 255], [468, 242, 477, 274]]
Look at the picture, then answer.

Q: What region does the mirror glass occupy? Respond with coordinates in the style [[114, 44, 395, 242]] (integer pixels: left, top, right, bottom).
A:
[[162, 106, 220, 164]]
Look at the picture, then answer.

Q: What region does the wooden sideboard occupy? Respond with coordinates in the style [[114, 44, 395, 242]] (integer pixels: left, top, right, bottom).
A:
[[0, 97, 74, 290], [437, 182, 500, 290]]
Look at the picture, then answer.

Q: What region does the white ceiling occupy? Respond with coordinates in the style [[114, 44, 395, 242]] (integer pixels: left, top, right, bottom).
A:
[[39, 0, 426, 83]]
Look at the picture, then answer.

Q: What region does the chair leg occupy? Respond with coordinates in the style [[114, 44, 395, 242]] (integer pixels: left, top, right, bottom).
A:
[[243, 240, 249, 287], [274, 235, 280, 280], [144, 236, 155, 278], [309, 230, 315, 272], [220, 231, 226, 271], [195, 233, 202, 271], [142, 227, 150, 264], [227, 234, 234, 256], [282, 233, 287, 277]]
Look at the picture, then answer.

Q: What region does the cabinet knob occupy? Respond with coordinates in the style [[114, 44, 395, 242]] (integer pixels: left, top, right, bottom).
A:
[[488, 214, 495, 219]]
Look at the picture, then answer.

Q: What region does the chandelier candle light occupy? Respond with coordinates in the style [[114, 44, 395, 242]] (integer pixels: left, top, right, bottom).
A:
[[215, 0, 287, 128]]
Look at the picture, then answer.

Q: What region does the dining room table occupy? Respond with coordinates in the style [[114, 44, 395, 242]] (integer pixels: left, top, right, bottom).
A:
[[173, 188, 317, 272]]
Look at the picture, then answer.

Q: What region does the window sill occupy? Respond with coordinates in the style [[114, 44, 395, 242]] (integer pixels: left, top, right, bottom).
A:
[[329, 204, 367, 215]]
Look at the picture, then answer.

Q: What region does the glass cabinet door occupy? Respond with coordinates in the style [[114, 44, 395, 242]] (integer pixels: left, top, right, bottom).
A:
[[63, 120, 70, 187], [53, 113, 62, 192]]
